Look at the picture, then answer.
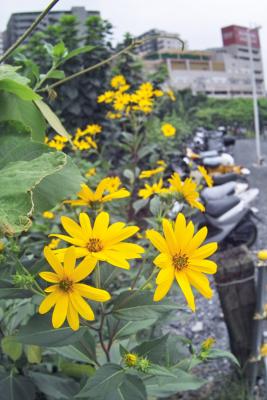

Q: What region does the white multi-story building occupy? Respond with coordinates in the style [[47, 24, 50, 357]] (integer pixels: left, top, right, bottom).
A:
[[137, 25, 265, 99]]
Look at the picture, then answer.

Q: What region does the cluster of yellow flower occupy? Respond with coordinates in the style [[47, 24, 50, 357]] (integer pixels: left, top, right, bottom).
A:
[[45, 124, 102, 152], [39, 209, 218, 329], [161, 123, 176, 137], [138, 162, 205, 211], [98, 75, 171, 118]]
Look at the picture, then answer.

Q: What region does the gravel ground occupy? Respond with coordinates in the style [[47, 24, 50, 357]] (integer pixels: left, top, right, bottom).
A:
[[169, 138, 267, 399]]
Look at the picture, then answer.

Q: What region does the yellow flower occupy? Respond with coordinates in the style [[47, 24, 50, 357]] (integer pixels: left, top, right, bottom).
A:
[[157, 160, 167, 168], [110, 75, 127, 89], [46, 135, 68, 151], [106, 176, 122, 193], [42, 211, 55, 219], [146, 213, 218, 311], [51, 212, 144, 270], [153, 89, 164, 97], [166, 89, 176, 101], [124, 353, 138, 367], [83, 124, 102, 135], [65, 178, 130, 207], [0, 241, 4, 252], [161, 123, 176, 137], [39, 246, 110, 330], [113, 92, 131, 111], [138, 179, 169, 199], [198, 166, 213, 188], [139, 166, 165, 179], [260, 344, 267, 357], [201, 337, 216, 351], [106, 111, 122, 119], [85, 167, 96, 177], [48, 238, 61, 250], [258, 250, 267, 261], [169, 173, 205, 212], [97, 91, 115, 104]]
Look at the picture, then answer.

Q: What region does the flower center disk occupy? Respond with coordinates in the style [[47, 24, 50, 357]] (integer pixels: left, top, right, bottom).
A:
[[59, 279, 73, 292], [172, 253, 188, 271], [87, 238, 103, 252]]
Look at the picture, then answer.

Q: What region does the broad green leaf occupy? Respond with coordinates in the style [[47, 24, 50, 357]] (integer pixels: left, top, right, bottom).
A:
[[112, 290, 180, 321], [0, 373, 36, 400], [16, 314, 86, 347], [76, 363, 125, 399], [133, 198, 149, 214], [145, 369, 206, 397], [207, 348, 240, 366], [34, 99, 71, 140], [25, 345, 42, 363], [113, 318, 157, 339], [0, 122, 82, 234], [45, 69, 65, 80], [1, 336, 23, 361], [0, 92, 46, 141], [131, 335, 169, 364], [123, 169, 135, 184], [0, 79, 40, 101], [29, 372, 79, 400], [63, 45, 94, 61], [60, 361, 95, 379], [0, 281, 31, 299], [51, 329, 97, 364], [0, 65, 29, 85], [119, 374, 147, 400], [52, 42, 68, 58], [149, 196, 161, 216]]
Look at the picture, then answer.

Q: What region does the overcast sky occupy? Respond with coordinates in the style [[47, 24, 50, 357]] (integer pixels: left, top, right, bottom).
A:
[[1, 0, 267, 81]]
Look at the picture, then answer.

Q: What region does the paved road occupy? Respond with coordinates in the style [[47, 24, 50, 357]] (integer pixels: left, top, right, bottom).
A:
[[233, 138, 267, 250]]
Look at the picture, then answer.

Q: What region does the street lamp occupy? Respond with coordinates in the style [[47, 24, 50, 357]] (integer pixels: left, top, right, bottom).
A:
[[247, 26, 263, 165]]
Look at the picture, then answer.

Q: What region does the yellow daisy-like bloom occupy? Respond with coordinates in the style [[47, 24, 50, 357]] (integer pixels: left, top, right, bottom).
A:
[[97, 91, 115, 104], [65, 178, 130, 207], [42, 211, 55, 219], [46, 135, 68, 151], [169, 173, 205, 212], [106, 111, 122, 119], [139, 166, 165, 179], [83, 124, 102, 135], [166, 89, 176, 101], [124, 353, 138, 367], [138, 179, 169, 199], [85, 167, 96, 178], [51, 212, 144, 270], [198, 166, 214, 188], [161, 123, 176, 137], [110, 75, 127, 89], [146, 213, 218, 311], [48, 238, 61, 250], [258, 250, 267, 261], [201, 337, 216, 351], [39, 246, 110, 330]]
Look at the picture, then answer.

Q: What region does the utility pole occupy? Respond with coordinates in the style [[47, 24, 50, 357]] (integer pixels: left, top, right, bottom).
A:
[[247, 26, 262, 165]]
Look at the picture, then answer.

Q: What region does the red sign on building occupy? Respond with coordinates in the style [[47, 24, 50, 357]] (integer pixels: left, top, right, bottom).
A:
[[222, 25, 260, 48]]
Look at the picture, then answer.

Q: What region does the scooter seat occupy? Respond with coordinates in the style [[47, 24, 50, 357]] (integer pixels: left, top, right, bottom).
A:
[[201, 181, 236, 201], [205, 196, 240, 218], [202, 157, 222, 168], [213, 173, 239, 186]]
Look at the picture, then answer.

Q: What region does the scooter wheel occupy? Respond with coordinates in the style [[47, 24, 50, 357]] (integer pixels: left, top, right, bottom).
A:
[[225, 218, 258, 248]]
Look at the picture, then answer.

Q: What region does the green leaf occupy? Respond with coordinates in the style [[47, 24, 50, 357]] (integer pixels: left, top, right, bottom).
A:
[[0, 281, 31, 299], [207, 348, 240, 366], [145, 369, 206, 397], [34, 99, 71, 140], [131, 335, 169, 364], [0, 65, 29, 85], [76, 363, 125, 399], [0, 79, 40, 101], [63, 45, 94, 61], [133, 198, 149, 214], [52, 41, 68, 58], [0, 92, 46, 141], [0, 373, 36, 400], [123, 169, 135, 184], [45, 69, 65, 80], [149, 196, 161, 216], [112, 318, 157, 340], [119, 374, 147, 400], [51, 329, 97, 364], [29, 372, 79, 400], [60, 361, 95, 379], [1, 336, 23, 361], [25, 345, 42, 363], [112, 290, 180, 321], [0, 122, 82, 234], [16, 314, 87, 347]]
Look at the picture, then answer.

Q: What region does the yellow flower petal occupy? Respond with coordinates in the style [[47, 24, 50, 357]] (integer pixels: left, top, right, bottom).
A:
[[153, 253, 170, 268], [185, 227, 208, 253], [70, 292, 95, 320], [49, 234, 85, 247], [39, 291, 59, 314], [63, 247, 76, 276], [189, 259, 217, 274], [100, 250, 130, 269], [67, 301, 80, 331], [72, 256, 97, 282], [104, 226, 139, 246], [75, 283, 111, 301], [191, 242, 218, 259], [79, 213, 93, 237], [61, 216, 85, 240], [93, 212, 109, 237], [44, 247, 64, 277], [52, 293, 69, 328], [153, 279, 173, 301], [175, 271, 195, 311], [186, 270, 213, 299], [162, 219, 177, 254], [39, 271, 60, 283], [146, 229, 169, 253], [156, 267, 174, 285]]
